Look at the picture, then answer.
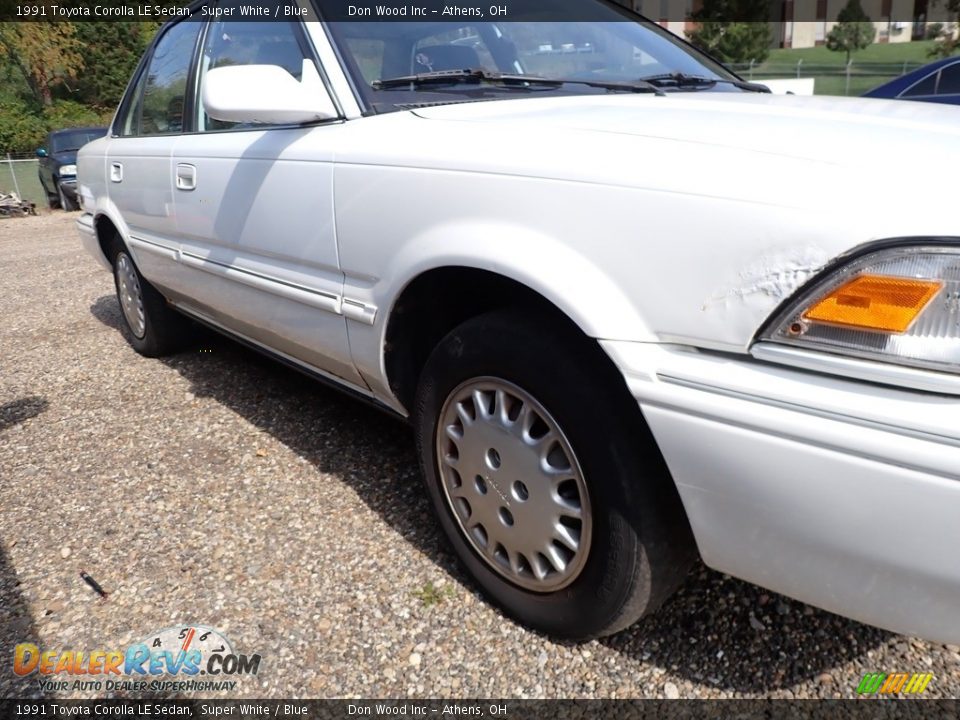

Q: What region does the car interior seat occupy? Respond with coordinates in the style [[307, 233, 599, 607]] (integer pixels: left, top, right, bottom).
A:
[[414, 45, 481, 72]]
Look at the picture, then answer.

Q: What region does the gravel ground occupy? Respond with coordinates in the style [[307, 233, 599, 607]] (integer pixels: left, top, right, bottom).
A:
[[1, 212, 958, 700]]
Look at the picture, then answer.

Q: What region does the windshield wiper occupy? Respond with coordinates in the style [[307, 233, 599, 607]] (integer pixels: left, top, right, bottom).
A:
[[373, 68, 561, 89], [373, 68, 665, 95], [637, 72, 771, 93], [564, 76, 665, 95]]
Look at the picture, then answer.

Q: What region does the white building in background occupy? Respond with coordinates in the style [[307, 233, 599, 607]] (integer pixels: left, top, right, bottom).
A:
[[629, 0, 956, 48]]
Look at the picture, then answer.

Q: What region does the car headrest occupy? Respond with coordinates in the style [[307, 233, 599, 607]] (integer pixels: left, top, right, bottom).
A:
[[414, 45, 481, 72]]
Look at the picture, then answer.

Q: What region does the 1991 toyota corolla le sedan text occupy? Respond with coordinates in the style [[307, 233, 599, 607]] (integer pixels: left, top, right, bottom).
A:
[[76, 0, 960, 643]]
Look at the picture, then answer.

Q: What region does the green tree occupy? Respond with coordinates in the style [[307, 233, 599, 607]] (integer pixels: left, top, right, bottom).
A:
[[685, 0, 773, 64], [826, 0, 875, 64], [928, 1, 960, 58], [0, 16, 158, 150], [42, 99, 111, 130], [0, 21, 84, 106], [0, 96, 46, 151], [73, 22, 160, 110]]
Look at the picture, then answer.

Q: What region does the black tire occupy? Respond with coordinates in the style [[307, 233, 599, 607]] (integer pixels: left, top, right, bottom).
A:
[[413, 310, 696, 640], [109, 241, 189, 357], [58, 184, 78, 212]]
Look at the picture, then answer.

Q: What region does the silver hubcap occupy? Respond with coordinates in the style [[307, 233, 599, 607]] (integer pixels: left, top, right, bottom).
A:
[[116, 253, 146, 339], [436, 378, 592, 592]]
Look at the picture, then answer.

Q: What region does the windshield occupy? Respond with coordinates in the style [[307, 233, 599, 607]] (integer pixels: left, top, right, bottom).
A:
[[50, 129, 107, 154], [326, 1, 739, 112]]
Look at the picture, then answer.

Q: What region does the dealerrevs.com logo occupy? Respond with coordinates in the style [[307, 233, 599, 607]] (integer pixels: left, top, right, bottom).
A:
[[13, 626, 261, 693]]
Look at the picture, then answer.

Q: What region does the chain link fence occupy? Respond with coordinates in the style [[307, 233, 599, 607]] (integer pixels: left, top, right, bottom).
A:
[[728, 60, 927, 96], [2, 153, 47, 210]]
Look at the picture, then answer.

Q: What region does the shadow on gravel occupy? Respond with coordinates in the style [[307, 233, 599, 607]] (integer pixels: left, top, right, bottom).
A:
[[602, 563, 892, 693], [90, 295, 125, 331], [0, 396, 48, 432], [89, 294, 455, 572], [88, 293, 892, 694], [0, 396, 48, 697], [0, 544, 45, 698]]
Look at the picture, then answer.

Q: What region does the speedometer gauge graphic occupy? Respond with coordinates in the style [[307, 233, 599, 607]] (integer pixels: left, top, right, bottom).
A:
[[139, 625, 234, 662]]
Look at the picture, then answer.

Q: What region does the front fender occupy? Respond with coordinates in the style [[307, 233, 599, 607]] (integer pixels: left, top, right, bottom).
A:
[[341, 213, 656, 410], [383, 219, 654, 341]]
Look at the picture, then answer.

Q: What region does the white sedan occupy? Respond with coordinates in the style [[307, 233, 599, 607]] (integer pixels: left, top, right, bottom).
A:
[[76, 1, 960, 643]]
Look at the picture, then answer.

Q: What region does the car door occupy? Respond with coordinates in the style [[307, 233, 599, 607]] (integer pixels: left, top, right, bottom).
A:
[[107, 18, 203, 293], [171, 9, 363, 387]]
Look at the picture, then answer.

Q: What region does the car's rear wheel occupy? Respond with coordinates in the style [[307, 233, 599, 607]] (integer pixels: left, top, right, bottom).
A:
[[413, 310, 696, 640], [111, 246, 188, 357]]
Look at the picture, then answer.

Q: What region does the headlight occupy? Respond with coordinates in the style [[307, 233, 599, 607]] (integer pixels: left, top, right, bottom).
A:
[[761, 244, 960, 374], [59, 164, 77, 177]]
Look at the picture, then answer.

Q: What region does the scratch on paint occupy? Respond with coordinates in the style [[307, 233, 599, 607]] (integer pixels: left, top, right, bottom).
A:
[[702, 247, 828, 311]]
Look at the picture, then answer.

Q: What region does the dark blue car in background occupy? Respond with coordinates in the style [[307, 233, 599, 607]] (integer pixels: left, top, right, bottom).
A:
[[863, 56, 960, 105], [37, 127, 107, 211]]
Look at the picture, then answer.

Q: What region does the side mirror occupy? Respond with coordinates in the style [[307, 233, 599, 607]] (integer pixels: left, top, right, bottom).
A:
[[202, 61, 337, 126], [36, 148, 47, 158]]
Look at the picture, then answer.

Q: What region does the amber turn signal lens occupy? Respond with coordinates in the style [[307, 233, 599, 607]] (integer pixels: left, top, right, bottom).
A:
[[803, 274, 943, 334]]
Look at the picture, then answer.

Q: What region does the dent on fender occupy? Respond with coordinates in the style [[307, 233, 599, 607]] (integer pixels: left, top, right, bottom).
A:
[[700, 246, 829, 311]]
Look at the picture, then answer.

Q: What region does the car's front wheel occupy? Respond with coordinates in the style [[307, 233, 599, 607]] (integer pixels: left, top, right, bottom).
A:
[[58, 184, 78, 211], [414, 310, 696, 640], [111, 247, 188, 357]]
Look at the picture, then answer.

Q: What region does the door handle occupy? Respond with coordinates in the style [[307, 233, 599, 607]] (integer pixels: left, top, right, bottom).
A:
[[110, 162, 123, 183], [175, 163, 196, 191]]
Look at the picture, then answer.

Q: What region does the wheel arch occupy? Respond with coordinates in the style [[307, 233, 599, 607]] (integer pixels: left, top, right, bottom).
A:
[[94, 213, 123, 262], [92, 203, 133, 264], [382, 263, 650, 421]]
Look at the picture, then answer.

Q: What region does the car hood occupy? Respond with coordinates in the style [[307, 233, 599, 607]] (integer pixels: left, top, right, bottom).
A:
[[52, 151, 78, 167], [338, 93, 960, 350], [412, 91, 960, 165], [410, 93, 959, 224], [408, 90, 959, 244]]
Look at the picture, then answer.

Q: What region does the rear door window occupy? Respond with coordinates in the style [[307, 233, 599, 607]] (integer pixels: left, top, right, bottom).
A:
[[902, 71, 937, 98], [935, 62, 960, 95]]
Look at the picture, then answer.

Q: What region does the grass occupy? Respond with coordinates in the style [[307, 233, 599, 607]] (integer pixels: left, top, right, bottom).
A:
[[1, 160, 47, 208], [412, 581, 457, 608], [732, 40, 946, 95], [811, 74, 900, 95], [765, 39, 939, 65]]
